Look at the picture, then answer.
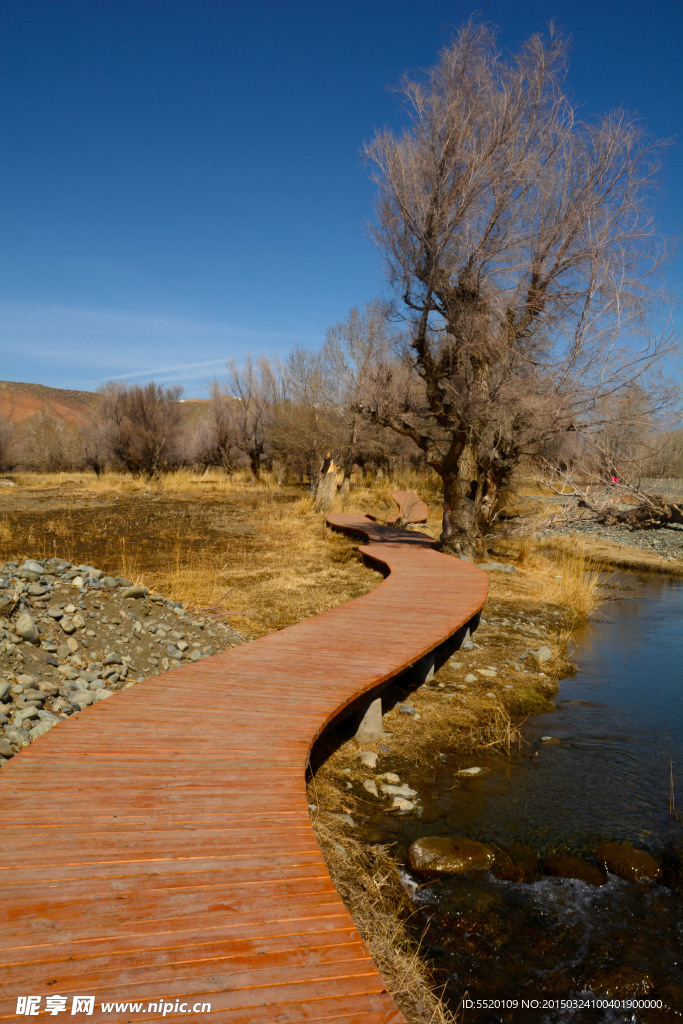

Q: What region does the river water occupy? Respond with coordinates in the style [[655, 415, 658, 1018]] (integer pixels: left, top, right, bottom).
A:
[[376, 573, 683, 1022]]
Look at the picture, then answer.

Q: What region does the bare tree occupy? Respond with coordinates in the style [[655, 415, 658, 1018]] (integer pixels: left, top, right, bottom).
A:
[[80, 416, 113, 476], [19, 409, 81, 472], [187, 378, 239, 474], [224, 357, 277, 480], [269, 347, 340, 489], [363, 21, 674, 557], [97, 381, 183, 480], [322, 301, 399, 479], [0, 417, 15, 473]]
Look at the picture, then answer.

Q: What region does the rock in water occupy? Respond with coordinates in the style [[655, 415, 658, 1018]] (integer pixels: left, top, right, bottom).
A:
[[542, 852, 607, 886], [408, 835, 495, 876], [381, 782, 417, 799], [595, 842, 661, 882], [491, 841, 541, 883]]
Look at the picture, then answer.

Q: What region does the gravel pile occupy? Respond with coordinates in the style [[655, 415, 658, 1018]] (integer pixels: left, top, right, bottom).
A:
[[0, 557, 249, 765], [537, 522, 683, 560]]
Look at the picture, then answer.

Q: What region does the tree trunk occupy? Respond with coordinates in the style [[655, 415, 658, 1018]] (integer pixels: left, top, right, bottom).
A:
[[314, 454, 337, 513], [438, 442, 503, 560]]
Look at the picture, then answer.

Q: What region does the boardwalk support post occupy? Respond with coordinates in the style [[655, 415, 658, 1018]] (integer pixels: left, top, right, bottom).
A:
[[411, 652, 435, 684], [353, 696, 385, 742]]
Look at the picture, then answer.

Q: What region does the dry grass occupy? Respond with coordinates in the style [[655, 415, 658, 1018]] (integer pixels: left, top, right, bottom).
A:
[[0, 469, 448, 638], [540, 548, 604, 619], [310, 797, 462, 1024], [494, 534, 605, 622], [9, 467, 285, 495], [0, 485, 380, 637]]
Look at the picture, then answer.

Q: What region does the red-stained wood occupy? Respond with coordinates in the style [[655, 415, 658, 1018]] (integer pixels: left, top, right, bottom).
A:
[[386, 490, 429, 525], [0, 514, 488, 1022]]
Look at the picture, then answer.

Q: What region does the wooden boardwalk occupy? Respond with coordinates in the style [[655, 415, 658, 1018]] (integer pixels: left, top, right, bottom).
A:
[[0, 515, 488, 1023]]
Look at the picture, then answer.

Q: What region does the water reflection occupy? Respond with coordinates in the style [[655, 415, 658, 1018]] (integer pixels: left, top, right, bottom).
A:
[[419, 572, 683, 854], [399, 572, 683, 1020]]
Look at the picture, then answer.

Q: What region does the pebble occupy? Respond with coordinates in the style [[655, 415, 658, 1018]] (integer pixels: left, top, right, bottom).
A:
[[530, 646, 553, 665], [464, 673, 477, 683], [29, 720, 54, 741], [15, 613, 40, 644], [362, 779, 379, 797], [357, 751, 378, 769], [328, 812, 355, 827], [3, 726, 29, 748], [477, 561, 517, 573], [390, 797, 415, 812], [21, 560, 44, 576], [381, 782, 418, 799]]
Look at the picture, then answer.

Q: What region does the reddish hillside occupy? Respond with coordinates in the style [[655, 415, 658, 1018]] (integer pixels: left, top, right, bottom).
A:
[[0, 381, 96, 425]]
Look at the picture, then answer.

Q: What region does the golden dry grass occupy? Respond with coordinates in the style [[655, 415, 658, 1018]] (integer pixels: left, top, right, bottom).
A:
[[309, 797, 463, 1024], [494, 534, 605, 622], [9, 467, 284, 495], [0, 482, 380, 637]]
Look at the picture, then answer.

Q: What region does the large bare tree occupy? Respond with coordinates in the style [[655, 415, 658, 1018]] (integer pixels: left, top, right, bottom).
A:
[[363, 21, 674, 557]]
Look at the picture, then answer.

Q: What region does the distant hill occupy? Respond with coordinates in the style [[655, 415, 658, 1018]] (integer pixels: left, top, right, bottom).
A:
[[0, 381, 96, 425], [0, 381, 210, 428]]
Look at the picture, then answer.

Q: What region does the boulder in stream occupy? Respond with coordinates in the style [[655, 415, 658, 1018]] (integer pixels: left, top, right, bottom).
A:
[[542, 852, 607, 886], [408, 835, 495, 876], [490, 841, 541, 883], [595, 842, 661, 883]]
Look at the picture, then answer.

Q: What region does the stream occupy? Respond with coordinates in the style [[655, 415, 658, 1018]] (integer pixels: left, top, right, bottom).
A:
[[370, 572, 683, 1022]]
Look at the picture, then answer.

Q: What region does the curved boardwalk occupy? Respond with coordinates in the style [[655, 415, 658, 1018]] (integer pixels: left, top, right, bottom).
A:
[[0, 515, 488, 1023]]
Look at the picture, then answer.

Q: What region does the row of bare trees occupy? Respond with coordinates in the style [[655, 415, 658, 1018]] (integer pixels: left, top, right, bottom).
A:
[[0, 306, 417, 483]]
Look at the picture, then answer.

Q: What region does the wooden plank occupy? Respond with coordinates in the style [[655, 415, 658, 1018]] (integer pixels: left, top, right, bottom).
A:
[[0, 514, 488, 1023]]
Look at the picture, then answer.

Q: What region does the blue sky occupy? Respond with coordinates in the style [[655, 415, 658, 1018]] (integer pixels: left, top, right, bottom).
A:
[[1, 0, 681, 397]]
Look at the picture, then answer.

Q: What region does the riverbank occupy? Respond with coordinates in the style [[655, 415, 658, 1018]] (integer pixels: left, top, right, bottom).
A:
[[307, 526, 682, 1023]]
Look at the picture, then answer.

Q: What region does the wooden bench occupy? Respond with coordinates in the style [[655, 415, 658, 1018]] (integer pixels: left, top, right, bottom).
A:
[[386, 489, 429, 525], [0, 517, 487, 1023]]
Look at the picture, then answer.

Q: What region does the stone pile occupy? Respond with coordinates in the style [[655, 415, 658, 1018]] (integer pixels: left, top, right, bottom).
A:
[[0, 557, 249, 765]]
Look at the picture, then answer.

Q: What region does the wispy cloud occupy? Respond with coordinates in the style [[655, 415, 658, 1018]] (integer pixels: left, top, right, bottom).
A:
[[0, 300, 320, 394]]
